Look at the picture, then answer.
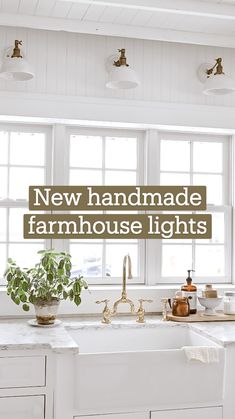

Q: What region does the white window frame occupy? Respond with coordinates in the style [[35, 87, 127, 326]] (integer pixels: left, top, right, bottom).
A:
[[146, 130, 232, 285], [52, 126, 146, 285], [0, 123, 52, 285], [0, 123, 232, 290]]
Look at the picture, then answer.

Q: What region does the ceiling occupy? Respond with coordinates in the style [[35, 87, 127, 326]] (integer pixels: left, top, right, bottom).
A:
[[1, 0, 235, 48]]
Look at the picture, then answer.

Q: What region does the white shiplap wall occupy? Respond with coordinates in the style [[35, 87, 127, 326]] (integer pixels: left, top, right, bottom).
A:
[[0, 25, 235, 108]]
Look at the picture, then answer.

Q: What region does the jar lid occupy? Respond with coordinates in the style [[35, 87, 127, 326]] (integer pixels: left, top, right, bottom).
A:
[[224, 291, 235, 297]]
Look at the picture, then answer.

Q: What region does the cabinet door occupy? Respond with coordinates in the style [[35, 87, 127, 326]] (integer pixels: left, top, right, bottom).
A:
[[151, 407, 222, 419], [0, 395, 44, 419], [76, 413, 149, 419]]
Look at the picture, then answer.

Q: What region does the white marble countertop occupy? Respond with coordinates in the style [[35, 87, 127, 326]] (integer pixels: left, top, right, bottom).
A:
[[190, 322, 235, 346], [0, 319, 78, 354], [0, 315, 235, 353]]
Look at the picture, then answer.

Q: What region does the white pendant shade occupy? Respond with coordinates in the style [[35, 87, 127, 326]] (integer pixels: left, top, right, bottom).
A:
[[203, 73, 235, 95], [0, 55, 34, 81], [106, 65, 140, 90]]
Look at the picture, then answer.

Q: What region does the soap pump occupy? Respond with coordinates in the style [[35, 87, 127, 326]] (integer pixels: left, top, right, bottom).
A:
[[181, 269, 197, 314]]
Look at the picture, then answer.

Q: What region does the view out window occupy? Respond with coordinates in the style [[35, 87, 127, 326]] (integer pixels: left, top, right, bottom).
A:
[[0, 126, 50, 283], [67, 129, 144, 284], [159, 133, 230, 283]]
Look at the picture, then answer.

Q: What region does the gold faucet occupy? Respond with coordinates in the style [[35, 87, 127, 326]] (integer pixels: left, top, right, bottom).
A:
[[96, 255, 153, 323], [112, 254, 135, 315], [161, 298, 169, 321], [96, 299, 112, 324], [136, 299, 153, 323]]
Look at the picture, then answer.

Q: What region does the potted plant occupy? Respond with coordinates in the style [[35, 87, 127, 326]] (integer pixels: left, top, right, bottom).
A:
[[5, 249, 88, 325]]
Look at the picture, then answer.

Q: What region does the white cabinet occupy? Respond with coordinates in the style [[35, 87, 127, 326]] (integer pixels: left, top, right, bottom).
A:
[[76, 413, 149, 419], [0, 356, 45, 388], [0, 395, 44, 419], [151, 407, 222, 419]]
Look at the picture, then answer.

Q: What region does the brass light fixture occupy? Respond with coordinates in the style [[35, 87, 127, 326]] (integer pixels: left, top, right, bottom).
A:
[[113, 48, 129, 67], [106, 48, 140, 90], [0, 40, 34, 81], [198, 58, 235, 95]]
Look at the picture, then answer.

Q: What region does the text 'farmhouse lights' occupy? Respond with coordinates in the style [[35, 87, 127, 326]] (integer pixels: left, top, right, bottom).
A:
[[198, 58, 235, 95], [106, 48, 140, 90], [0, 40, 34, 81]]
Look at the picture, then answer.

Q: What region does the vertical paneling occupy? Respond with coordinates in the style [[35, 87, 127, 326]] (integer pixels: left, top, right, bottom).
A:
[[0, 25, 235, 108]]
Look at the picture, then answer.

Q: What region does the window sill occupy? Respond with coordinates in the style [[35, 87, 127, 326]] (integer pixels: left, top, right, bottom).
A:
[[0, 283, 234, 317]]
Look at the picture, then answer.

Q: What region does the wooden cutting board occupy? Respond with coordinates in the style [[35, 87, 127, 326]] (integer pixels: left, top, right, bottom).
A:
[[167, 310, 235, 322]]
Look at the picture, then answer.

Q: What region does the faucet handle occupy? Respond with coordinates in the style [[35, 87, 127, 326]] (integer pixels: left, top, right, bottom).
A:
[[161, 298, 169, 321], [96, 299, 110, 306], [138, 298, 153, 306], [136, 299, 153, 323], [96, 300, 112, 324]]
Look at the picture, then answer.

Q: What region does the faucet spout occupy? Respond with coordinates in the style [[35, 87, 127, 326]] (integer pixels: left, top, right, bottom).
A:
[[122, 254, 132, 299], [112, 254, 135, 315]]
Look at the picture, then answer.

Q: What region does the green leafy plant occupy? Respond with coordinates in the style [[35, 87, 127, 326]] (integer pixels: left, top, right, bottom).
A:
[[5, 249, 88, 311]]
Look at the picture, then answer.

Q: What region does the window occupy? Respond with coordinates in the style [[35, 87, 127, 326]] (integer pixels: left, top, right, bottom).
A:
[[0, 125, 51, 283], [0, 124, 231, 287], [62, 128, 145, 284], [158, 132, 231, 283]]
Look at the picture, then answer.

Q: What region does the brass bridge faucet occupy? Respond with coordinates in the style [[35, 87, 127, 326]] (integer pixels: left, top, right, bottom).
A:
[[112, 254, 135, 315], [96, 255, 153, 323]]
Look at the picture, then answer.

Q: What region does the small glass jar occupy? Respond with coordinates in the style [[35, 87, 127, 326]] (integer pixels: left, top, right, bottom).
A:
[[224, 292, 235, 315]]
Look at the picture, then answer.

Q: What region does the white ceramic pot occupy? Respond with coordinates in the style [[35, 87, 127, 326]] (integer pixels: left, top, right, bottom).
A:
[[34, 299, 60, 325]]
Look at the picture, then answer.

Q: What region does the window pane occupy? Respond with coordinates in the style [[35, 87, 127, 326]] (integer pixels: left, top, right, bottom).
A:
[[193, 142, 222, 173], [70, 169, 102, 185], [162, 245, 192, 277], [195, 245, 224, 276], [160, 172, 190, 185], [0, 208, 7, 241], [70, 243, 103, 277], [8, 243, 44, 268], [9, 167, 44, 199], [106, 244, 138, 277], [0, 244, 6, 278], [193, 174, 222, 205], [161, 140, 190, 172], [10, 132, 45, 166], [196, 212, 224, 244], [70, 135, 102, 168], [105, 171, 136, 185], [0, 131, 8, 164], [0, 167, 8, 198], [9, 208, 44, 243], [105, 137, 137, 169]]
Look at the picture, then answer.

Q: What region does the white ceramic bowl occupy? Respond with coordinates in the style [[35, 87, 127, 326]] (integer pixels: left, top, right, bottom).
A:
[[198, 296, 223, 315]]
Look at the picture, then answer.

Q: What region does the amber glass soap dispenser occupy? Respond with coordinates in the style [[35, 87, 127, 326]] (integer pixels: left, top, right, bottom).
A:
[[181, 270, 197, 314]]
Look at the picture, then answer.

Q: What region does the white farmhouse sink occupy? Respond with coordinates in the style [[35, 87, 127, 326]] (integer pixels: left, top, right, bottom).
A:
[[69, 325, 218, 354], [68, 325, 224, 415]]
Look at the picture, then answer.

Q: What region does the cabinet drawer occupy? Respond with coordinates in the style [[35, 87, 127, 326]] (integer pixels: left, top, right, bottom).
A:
[[0, 356, 46, 388], [151, 406, 222, 419], [0, 395, 44, 419]]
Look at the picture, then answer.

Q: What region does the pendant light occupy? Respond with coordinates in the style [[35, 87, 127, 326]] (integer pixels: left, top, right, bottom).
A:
[[0, 40, 34, 81], [106, 48, 140, 90]]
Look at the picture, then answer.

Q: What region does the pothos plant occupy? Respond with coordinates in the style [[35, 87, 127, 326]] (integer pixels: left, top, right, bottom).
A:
[[5, 249, 88, 311]]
